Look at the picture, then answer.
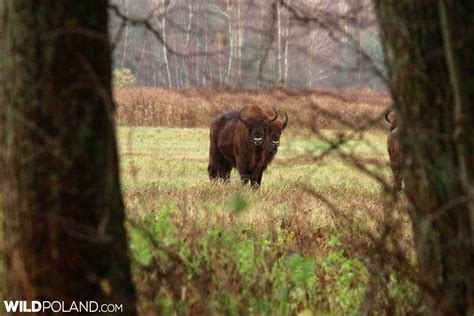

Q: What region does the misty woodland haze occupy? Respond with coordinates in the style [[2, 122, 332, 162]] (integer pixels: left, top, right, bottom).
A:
[[110, 0, 385, 89]]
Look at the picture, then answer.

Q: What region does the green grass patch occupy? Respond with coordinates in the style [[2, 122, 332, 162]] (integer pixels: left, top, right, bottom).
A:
[[120, 127, 417, 315]]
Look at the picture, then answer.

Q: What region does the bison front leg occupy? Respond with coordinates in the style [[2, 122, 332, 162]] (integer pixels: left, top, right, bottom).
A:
[[392, 168, 403, 194], [238, 172, 252, 186], [387, 131, 402, 194], [236, 157, 260, 188], [256, 171, 264, 187], [238, 170, 260, 189], [250, 177, 260, 189]]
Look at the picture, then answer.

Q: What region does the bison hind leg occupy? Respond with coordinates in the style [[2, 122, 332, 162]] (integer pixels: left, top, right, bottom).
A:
[[208, 155, 232, 182], [392, 169, 403, 194], [256, 168, 267, 187], [208, 164, 218, 179]]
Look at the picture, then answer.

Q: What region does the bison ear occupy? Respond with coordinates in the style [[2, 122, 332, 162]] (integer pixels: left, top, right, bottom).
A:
[[238, 106, 251, 126]]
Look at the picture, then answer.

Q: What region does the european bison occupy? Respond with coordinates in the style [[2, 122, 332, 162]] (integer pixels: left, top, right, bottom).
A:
[[208, 105, 279, 188], [385, 111, 402, 193], [385, 110, 398, 132], [256, 111, 288, 185]]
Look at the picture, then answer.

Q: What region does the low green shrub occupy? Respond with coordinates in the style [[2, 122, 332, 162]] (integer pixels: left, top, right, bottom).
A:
[[114, 68, 136, 87], [128, 204, 390, 315]]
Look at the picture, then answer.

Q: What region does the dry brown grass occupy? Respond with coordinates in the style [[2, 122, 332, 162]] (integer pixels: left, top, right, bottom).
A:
[[120, 126, 416, 314], [114, 88, 392, 130]]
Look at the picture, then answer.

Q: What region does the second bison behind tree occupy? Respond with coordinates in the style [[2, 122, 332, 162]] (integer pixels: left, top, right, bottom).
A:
[[208, 105, 288, 188], [385, 110, 402, 193]]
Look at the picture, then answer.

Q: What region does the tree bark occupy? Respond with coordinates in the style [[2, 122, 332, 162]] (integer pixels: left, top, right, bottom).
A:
[[374, 0, 473, 314], [0, 1, 136, 314]]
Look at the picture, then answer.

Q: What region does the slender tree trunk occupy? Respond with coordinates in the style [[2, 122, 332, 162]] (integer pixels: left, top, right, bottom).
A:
[[152, 56, 157, 86], [160, 0, 172, 88], [276, 1, 283, 85], [184, 0, 193, 50], [355, 1, 367, 88], [283, 1, 291, 87], [236, 0, 242, 85], [225, 0, 234, 86], [120, 0, 130, 68], [218, 36, 223, 87], [180, 56, 188, 88], [339, 0, 349, 86], [173, 35, 180, 89], [0, 0, 136, 314], [204, 12, 211, 87], [193, 54, 199, 87], [182, 0, 194, 88], [354, 6, 364, 88], [269, 51, 275, 84], [308, 29, 317, 89], [375, 1, 473, 314], [256, 3, 264, 88], [138, 33, 149, 86]]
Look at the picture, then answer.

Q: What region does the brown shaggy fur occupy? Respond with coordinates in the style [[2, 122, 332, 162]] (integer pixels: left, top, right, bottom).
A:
[[385, 110, 398, 132], [387, 130, 402, 193], [385, 110, 402, 192], [208, 105, 277, 188]]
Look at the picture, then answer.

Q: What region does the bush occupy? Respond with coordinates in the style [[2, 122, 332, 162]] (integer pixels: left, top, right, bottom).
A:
[[128, 203, 374, 315], [113, 68, 136, 87]]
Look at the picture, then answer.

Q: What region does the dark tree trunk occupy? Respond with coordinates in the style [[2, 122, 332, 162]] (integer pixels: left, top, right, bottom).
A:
[[374, 1, 473, 314], [0, 1, 136, 314]]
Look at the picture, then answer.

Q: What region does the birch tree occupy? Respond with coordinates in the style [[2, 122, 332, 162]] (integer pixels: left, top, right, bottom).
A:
[[225, 0, 234, 86], [236, 0, 243, 85], [282, 0, 292, 85], [149, 0, 173, 88], [120, 0, 130, 67], [182, 0, 194, 88], [276, 1, 283, 85]]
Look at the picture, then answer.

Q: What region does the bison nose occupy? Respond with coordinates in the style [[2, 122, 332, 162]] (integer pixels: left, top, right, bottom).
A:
[[253, 137, 263, 146], [272, 140, 280, 148]]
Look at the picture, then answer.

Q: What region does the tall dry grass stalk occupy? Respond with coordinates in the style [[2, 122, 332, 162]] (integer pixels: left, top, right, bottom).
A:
[[114, 88, 391, 130]]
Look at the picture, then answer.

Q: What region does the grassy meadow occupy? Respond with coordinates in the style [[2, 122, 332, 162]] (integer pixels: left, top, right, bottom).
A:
[[0, 89, 415, 315], [118, 123, 417, 315]]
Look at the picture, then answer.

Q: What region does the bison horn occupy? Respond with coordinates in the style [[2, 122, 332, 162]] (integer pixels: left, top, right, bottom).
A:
[[385, 110, 392, 123], [282, 112, 288, 128], [268, 108, 278, 122]]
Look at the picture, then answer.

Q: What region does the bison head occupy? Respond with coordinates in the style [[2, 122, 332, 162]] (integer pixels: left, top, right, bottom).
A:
[[385, 110, 398, 131], [238, 106, 278, 147], [268, 112, 288, 153]]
